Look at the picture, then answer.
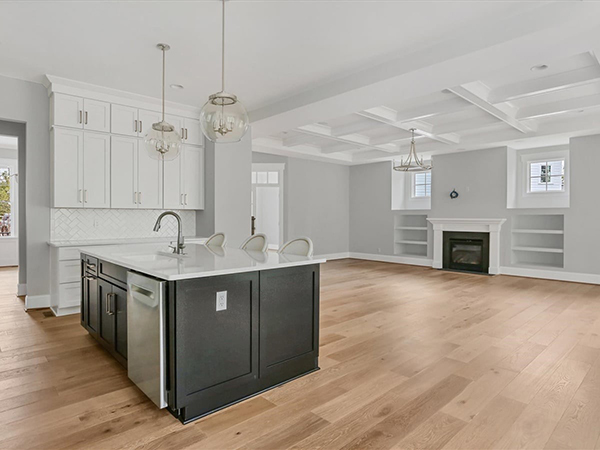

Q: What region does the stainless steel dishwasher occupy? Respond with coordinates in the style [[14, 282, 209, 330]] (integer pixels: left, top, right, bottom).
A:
[[127, 272, 167, 408]]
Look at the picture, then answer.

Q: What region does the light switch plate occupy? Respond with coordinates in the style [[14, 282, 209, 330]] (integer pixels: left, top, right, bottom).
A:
[[216, 291, 227, 311]]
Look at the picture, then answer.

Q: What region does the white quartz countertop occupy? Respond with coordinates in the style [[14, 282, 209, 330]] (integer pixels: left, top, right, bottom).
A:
[[81, 243, 326, 281], [48, 236, 206, 248]]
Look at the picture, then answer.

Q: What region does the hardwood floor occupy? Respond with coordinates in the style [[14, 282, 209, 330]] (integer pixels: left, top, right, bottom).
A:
[[1, 260, 600, 449]]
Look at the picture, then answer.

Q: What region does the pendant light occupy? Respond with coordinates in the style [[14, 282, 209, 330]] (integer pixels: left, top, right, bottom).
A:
[[144, 43, 182, 161], [200, 0, 249, 143], [393, 128, 432, 172]]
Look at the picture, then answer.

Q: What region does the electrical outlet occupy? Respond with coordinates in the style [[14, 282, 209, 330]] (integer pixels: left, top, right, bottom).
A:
[[216, 291, 227, 311]]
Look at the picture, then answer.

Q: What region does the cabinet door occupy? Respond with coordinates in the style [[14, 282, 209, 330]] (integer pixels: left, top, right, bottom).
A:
[[137, 109, 161, 137], [137, 143, 163, 209], [259, 265, 320, 384], [83, 99, 110, 133], [113, 285, 128, 360], [83, 133, 111, 208], [111, 104, 138, 137], [163, 156, 183, 209], [85, 275, 99, 335], [53, 128, 84, 208], [183, 117, 202, 146], [183, 146, 204, 210], [110, 136, 138, 208], [166, 114, 185, 140], [53, 93, 83, 129], [98, 279, 115, 348]]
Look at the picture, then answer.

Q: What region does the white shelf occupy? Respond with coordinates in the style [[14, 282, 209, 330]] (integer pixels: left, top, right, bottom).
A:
[[512, 246, 564, 254], [512, 229, 564, 235], [395, 226, 428, 231], [396, 240, 428, 246]]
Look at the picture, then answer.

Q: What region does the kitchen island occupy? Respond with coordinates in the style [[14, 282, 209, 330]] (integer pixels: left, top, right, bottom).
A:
[[80, 243, 324, 424]]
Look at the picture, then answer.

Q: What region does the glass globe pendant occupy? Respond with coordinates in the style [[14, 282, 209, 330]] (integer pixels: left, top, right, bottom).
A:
[[200, 0, 249, 143], [145, 43, 182, 161]]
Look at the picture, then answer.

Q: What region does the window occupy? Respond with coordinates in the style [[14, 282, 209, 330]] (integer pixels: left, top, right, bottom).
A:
[[252, 171, 279, 185], [412, 172, 431, 198], [0, 167, 12, 236], [528, 159, 565, 193]]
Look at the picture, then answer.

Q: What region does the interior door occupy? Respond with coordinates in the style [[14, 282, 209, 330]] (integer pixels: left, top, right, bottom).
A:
[[53, 128, 83, 208], [53, 93, 83, 129], [98, 279, 115, 348], [110, 136, 137, 208], [111, 104, 138, 137], [137, 143, 163, 209], [182, 146, 204, 210], [255, 186, 280, 248], [83, 99, 110, 133], [83, 133, 111, 208]]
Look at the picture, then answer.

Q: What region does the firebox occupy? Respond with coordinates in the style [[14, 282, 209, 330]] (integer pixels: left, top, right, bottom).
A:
[[442, 231, 490, 274]]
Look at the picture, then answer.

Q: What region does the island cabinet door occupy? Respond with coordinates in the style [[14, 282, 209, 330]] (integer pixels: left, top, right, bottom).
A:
[[258, 264, 320, 387], [170, 272, 259, 414], [98, 279, 115, 349]]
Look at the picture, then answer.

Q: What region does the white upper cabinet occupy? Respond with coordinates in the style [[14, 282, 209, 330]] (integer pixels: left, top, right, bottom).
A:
[[111, 104, 138, 137], [53, 94, 84, 129], [137, 109, 161, 137], [84, 99, 110, 132], [163, 145, 204, 210], [52, 94, 109, 132], [183, 117, 202, 146], [82, 133, 110, 208], [110, 136, 138, 208], [53, 129, 110, 208], [137, 145, 163, 209], [182, 146, 204, 209], [53, 128, 83, 207]]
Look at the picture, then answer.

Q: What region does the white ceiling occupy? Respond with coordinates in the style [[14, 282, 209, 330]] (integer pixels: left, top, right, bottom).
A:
[[2, 1, 600, 164]]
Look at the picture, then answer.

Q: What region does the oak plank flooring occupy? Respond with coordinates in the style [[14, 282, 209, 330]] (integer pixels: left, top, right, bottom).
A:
[[0, 261, 599, 449]]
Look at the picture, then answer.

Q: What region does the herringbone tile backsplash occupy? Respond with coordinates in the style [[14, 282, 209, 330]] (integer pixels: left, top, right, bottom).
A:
[[51, 208, 197, 241]]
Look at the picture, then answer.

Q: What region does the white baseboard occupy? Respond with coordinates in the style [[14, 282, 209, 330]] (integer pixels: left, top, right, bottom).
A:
[[50, 305, 80, 317], [25, 294, 51, 310], [17, 283, 26, 296], [348, 252, 433, 267], [500, 266, 600, 285]]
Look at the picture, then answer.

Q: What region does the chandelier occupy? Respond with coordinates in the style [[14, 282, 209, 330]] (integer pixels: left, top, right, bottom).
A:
[[393, 128, 432, 172]]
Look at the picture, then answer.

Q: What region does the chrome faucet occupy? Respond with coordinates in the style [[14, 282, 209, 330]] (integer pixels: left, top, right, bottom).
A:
[[153, 211, 185, 254]]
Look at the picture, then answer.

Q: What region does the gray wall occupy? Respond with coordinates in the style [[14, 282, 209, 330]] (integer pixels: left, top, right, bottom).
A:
[[252, 152, 350, 255], [0, 75, 50, 296], [349, 140, 600, 276]]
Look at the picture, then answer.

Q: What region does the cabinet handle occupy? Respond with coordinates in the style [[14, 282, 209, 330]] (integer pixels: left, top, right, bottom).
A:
[[134, 120, 138, 133], [186, 128, 189, 140], [139, 121, 142, 133], [134, 191, 137, 204], [79, 110, 83, 124], [106, 293, 115, 316], [138, 191, 142, 204], [78, 189, 83, 203], [180, 193, 184, 205], [84, 190, 88, 203], [181, 128, 185, 139], [184, 193, 188, 205], [84, 111, 88, 125]]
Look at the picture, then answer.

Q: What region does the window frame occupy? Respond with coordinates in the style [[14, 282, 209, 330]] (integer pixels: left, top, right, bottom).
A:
[[411, 171, 432, 199], [526, 158, 566, 194]]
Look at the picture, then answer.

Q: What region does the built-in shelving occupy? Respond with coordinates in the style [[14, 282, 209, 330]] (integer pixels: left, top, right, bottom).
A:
[[394, 214, 428, 258], [511, 214, 564, 268]]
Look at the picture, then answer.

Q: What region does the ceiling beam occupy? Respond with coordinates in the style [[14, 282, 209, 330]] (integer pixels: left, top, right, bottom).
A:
[[448, 83, 533, 133], [488, 65, 600, 103], [393, 96, 471, 122], [516, 93, 600, 119], [357, 108, 460, 145]]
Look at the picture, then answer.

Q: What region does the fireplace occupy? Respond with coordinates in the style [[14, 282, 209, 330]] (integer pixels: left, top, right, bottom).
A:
[[443, 231, 490, 274]]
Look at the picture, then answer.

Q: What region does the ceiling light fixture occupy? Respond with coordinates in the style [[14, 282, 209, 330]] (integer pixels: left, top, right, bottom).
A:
[[170, 84, 184, 90], [530, 64, 548, 72], [393, 128, 432, 172], [199, 0, 249, 143], [144, 43, 182, 161]]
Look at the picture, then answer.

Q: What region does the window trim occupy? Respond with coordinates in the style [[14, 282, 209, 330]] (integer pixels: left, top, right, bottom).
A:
[[526, 158, 566, 194], [411, 171, 431, 199]]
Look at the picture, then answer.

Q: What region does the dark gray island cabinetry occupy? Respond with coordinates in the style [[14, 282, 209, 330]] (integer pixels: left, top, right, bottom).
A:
[[80, 243, 323, 424]]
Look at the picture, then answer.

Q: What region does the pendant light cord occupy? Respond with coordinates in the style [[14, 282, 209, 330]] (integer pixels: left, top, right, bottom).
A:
[[221, 0, 226, 92], [162, 47, 166, 122]]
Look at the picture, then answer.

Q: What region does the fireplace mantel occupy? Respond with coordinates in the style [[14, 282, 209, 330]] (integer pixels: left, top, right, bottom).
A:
[[427, 218, 507, 274]]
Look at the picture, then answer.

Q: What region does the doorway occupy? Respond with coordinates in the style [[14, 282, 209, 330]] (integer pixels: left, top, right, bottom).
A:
[[0, 136, 18, 267], [251, 164, 284, 250]]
